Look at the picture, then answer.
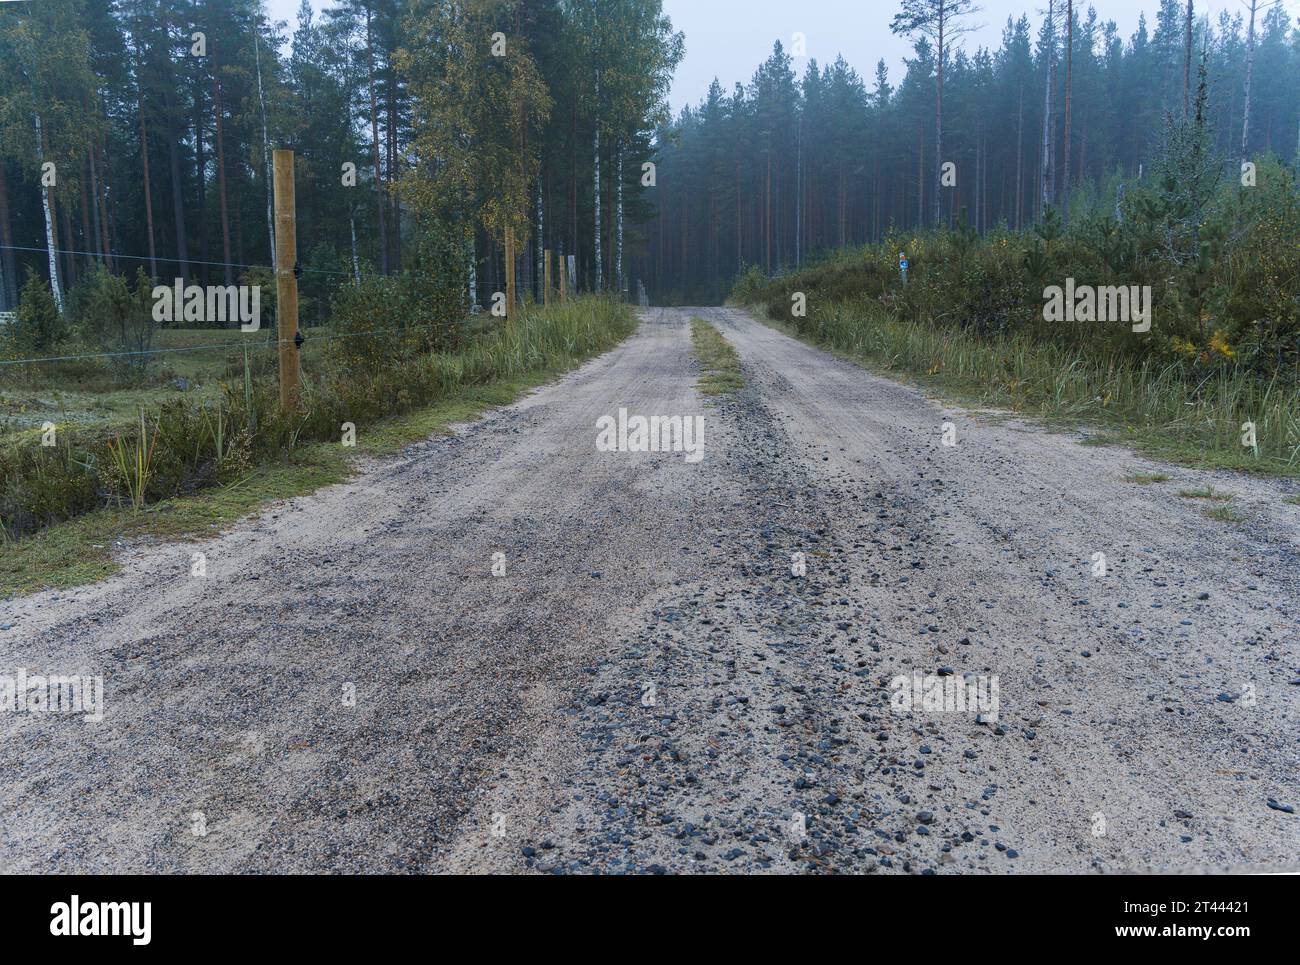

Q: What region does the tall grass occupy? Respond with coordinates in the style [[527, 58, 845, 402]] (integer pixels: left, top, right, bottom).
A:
[[104, 410, 157, 510], [0, 297, 635, 541], [798, 296, 1300, 473]]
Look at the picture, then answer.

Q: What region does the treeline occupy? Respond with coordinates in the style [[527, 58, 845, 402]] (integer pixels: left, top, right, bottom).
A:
[[641, 0, 1300, 304], [0, 0, 683, 319]]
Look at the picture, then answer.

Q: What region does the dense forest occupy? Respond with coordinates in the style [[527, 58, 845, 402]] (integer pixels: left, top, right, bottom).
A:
[[2, 1, 1299, 311], [0, 0, 682, 317], [643, 0, 1300, 303]]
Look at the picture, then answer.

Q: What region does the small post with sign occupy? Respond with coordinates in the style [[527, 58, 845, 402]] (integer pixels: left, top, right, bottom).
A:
[[899, 250, 909, 287]]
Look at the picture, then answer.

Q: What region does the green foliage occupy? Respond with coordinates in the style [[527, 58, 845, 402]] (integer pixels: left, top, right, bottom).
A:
[[0, 432, 99, 538], [329, 220, 469, 375], [0, 297, 635, 541], [4, 271, 67, 357], [240, 266, 278, 333], [756, 294, 1300, 474], [734, 146, 1300, 374], [728, 265, 769, 304], [66, 266, 158, 376]]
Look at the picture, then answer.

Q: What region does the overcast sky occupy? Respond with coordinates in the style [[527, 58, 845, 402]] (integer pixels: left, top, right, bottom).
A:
[[266, 0, 1298, 114]]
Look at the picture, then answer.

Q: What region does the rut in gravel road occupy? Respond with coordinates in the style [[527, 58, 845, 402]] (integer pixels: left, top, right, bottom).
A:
[[1, 307, 1297, 874]]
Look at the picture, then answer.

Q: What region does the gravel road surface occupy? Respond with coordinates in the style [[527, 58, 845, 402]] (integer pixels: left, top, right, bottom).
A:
[[2, 307, 1297, 874]]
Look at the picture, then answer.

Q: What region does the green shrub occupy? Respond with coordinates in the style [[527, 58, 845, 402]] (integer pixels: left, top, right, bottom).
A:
[[3, 270, 67, 358], [328, 221, 468, 375], [729, 264, 769, 305], [0, 296, 634, 541], [0, 432, 101, 538], [67, 266, 159, 378], [240, 266, 277, 334]]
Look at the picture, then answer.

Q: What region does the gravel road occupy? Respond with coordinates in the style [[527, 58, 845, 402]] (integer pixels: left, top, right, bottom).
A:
[[2, 307, 1297, 874]]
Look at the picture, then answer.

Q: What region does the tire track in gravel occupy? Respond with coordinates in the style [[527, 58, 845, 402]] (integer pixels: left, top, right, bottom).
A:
[[458, 307, 1299, 875]]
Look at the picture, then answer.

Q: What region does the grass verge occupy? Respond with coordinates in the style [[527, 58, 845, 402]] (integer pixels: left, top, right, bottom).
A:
[[746, 299, 1300, 476], [690, 317, 744, 396], [1, 301, 634, 596]]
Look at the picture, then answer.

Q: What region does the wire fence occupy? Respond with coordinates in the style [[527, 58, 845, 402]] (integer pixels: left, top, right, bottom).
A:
[[0, 325, 423, 368], [0, 243, 354, 277]]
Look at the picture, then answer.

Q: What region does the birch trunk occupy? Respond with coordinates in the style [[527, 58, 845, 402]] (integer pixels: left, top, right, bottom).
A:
[[34, 115, 63, 312], [593, 77, 602, 293], [254, 26, 275, 270], [351, 213, 361, 286], [615, 140, 623, 297]]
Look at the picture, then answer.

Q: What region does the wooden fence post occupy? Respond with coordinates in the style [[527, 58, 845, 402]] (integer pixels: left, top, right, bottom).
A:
[[273, 149, 300, 411]]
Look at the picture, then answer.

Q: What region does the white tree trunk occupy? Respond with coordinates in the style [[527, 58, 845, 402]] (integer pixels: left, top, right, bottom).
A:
[[254, 28, 275, 269], [350, 213, 361, 285], [593, 76, 602, 293], [616, 140, 623, 297], [34, 115, 63, 313]]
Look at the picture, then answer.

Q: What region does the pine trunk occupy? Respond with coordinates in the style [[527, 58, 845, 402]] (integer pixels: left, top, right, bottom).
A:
[[1015, 86, 1024, 228], [366, 9, 389, 275], [1242, 0, 1257, 162], [136, 62, 158, 277], [935, 10, 945, 226], [1062, 0, 1073, 220], [1041, 0, 1055, 215], [213, 55, 233, 286], [161, 28, 190, 282], [0, 161, 16, 309]]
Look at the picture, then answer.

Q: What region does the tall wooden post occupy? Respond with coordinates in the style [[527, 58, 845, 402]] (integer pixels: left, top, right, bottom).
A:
[[504, 226, 516, 323], [558, 252, 567, 302], [543, 248, 552, 307], [273, 149, 300, 411]]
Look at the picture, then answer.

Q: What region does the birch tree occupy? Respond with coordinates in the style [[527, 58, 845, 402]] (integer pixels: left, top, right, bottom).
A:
[[0, 0, 97, 312]]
